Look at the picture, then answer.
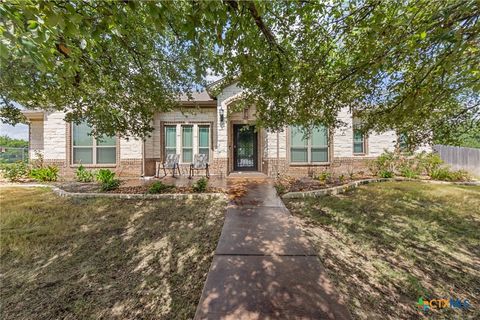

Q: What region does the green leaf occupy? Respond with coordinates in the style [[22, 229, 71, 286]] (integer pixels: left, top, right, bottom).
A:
[[27, 20, 38, 29]]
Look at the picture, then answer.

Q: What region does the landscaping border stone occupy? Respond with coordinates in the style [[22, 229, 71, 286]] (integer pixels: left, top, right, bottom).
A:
[[281, 178, 480, 199], [0, 183, 226, 200]]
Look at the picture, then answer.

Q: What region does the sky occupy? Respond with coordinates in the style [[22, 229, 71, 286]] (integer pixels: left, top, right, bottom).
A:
[[0, 123, 29, 140]]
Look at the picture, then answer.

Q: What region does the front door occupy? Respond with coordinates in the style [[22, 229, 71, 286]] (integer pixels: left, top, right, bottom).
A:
[[233, 124, 258, 171]]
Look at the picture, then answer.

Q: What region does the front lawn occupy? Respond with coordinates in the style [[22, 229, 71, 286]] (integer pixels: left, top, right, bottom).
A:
[[0, 187, 225, 320], [284, 181, 479, 320]]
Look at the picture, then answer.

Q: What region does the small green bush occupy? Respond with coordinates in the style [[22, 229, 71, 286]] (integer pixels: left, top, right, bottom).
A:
[[274, 183, 287, 195], [75, 165, 94, 182], [399, 165, 419, 179], [192, 177, 208, 193], [449, 170, 470, 181], [0, 162, 29, 182], [316, 171, 332, 183], [379, 170, 394, 178], [417, 152, 443, 175], [96, 169, 120, 191], [430, 167, 470, 181], [370, 150, 398, 177], [430, 167, 452, 181], [96, 169, 116, 183], [100, 179, 120, 191], [147, 181, 175, 194], [29, 165, 59, 182]]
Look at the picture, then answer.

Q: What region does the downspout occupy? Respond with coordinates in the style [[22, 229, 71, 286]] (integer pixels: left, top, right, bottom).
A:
[[276, 130, 280, 177], [141, 138, 145, 177]]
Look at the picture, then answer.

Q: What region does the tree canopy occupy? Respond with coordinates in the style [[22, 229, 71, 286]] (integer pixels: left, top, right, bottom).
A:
[[1, 0, 479, 144]]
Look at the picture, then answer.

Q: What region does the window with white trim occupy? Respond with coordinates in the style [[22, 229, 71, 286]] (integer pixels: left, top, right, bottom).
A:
[[182, 125, 193, 163], [163, 124, 211, 163], [72, 122, 116, 164], [164, 125, 177, 156], [290, 125, 329, 163], [198, 125, 210, 161], [352, 118, 367, 155], [353, 129, 366, 154]]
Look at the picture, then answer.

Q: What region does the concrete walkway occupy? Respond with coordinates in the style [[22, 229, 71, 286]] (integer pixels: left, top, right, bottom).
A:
[[194, 177, 351, 319]]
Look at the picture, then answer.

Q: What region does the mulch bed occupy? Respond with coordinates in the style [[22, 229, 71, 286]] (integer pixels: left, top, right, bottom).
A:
[[55, 181, 225, 194], [277, 175, 373, 193]]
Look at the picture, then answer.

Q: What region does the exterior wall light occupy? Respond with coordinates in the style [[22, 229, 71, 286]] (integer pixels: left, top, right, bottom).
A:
[[219, 107, 225, 126]]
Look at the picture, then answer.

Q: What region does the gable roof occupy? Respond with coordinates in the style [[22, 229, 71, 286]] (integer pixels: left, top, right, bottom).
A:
[[179, 90, 216, 107]]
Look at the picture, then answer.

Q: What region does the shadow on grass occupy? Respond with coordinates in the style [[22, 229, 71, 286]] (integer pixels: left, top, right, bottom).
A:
[[0, 187, 226, 320], [285, 181, 480, 320]]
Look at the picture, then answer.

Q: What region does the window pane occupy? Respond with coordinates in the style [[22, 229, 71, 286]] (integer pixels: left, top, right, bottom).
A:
[[354, 130, 364, 153], [73, 148, 93, 164], [183, 148, 193, 163], [354, 143, 364, 154], [311, 148, 328, 162], [399, 133, 408, 151], [311, 126, 328, 147], [73, 122, 93, 146], [97, 147, 116, 164], [165, 126, 176, 148], [199, 147, 209, 161], [290, 126, 307, 147], [182, 126, 193, 147], [97, 135, 116, 146], [165, 148, 176, 156], [291, 148, 308, 163], [199, 126, 209, 148]]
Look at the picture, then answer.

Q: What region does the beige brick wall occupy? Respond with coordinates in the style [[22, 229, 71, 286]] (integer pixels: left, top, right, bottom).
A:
[[120, 138, 143, 159], [43, 112, 67, 160]]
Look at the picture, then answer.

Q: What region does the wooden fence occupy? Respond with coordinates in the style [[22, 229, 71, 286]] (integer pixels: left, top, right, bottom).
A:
[[433, 145, 480, 176]]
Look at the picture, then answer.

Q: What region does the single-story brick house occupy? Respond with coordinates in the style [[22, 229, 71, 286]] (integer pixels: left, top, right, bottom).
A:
[[23, 82, 409, 178]]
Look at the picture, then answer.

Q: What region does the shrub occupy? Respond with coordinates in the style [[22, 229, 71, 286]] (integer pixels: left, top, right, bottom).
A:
[[192, 177, 208, 193], [0, 162, 28, 182], [29, 165, 59, 182], [274, 183, 287, 195], [96, 169, 120, 191], [430, 167, 471, 181], [449, 170, 471, 182], [379, 169, 394, 178], [369, 150, 398, 177], [399, 166, 419, 179], [100, 179, 121, 191], [316, 171, 332, 183], [430, 167, 452, 181], [416, 152, 443, 175], [147, 181, 175, 194], [75, 165, 95, 182]]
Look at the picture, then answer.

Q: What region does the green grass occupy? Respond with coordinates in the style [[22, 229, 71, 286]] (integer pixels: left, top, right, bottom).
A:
[[0, 187, 225, 320], [284, 181, 480, 320]]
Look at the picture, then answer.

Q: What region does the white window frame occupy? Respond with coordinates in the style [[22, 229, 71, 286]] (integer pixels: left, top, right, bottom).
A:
[[162, 122, 212, 164], [352, 128, 367, 156], [289, 125, 330, 165], [71, 122, 117, 166]]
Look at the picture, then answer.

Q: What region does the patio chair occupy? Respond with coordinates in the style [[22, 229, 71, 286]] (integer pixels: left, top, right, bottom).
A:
[[189, 154, 210, 179], [156, 154, 180, 177]]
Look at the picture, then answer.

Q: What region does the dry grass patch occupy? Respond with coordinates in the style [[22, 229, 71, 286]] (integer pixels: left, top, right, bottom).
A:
[[284, 181, 480, 320], [0, 187, 225, 320]]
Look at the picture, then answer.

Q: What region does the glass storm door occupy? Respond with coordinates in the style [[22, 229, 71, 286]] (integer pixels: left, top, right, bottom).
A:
[[233, 124, 257, 171]]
